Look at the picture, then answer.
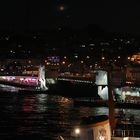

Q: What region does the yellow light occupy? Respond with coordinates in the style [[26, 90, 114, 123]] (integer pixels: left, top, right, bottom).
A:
[[123, 137, 129, 140], [128, 57, 130, 60], [75, 128, 80, 135], [131, 58, 134, 61]]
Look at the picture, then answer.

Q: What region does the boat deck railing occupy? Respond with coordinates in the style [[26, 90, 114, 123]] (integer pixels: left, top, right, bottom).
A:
[[112, 130, 140, 137]]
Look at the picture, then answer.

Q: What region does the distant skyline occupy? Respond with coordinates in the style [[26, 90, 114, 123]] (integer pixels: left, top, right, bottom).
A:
[[0, 1, 140, 34]]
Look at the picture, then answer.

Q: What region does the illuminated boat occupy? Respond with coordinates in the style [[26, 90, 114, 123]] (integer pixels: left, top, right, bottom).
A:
[[71, 115, 111, 140]]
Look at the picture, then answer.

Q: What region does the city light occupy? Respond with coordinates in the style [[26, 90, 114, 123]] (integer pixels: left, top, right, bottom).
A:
[[62, 61, 65, 64], [74, 55, 78, 58], [58, 5, 65, 11], [102, 57, 105, 60], [0, 1, 140, 139]]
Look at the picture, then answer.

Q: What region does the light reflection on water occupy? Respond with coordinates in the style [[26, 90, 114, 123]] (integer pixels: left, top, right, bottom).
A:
[[0, 93, 139, 139]]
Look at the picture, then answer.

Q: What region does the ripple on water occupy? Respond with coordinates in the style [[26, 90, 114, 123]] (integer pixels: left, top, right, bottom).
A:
[[0, 93, 139, 139]]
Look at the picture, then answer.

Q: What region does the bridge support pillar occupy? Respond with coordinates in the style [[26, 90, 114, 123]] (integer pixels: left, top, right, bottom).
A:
[[38, 65, 48, 90]]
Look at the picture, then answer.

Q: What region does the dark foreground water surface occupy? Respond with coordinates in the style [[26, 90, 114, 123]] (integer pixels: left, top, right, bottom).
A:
[[0, 93, 139, 140]]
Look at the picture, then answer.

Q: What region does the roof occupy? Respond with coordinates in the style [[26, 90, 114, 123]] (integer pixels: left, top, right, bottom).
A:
[[81, 115, 108, 125]]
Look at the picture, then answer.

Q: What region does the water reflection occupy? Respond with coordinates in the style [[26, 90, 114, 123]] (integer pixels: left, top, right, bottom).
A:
[[0, 93, 139, 139], [17, 94, 74, 139], [0, 84, 20, 92]]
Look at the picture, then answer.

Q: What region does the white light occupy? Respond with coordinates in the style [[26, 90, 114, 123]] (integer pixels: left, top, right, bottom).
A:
[[68, 64, 71, 67], [74, 55, 78, 58], [89, 44, 95, 46], [62, 61, 65, 64], [102, 57, 105, 60], [20, 78, 24, 81], [59, 5, 65, 11], [81, 44, 85, 48], [75, 128, 80, 134]]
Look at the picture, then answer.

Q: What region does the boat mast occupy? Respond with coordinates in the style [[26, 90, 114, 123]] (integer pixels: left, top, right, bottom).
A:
[[107, 69, 115, 132]]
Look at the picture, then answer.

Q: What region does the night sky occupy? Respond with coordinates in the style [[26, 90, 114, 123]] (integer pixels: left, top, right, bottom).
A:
[[0, 1, 140, 34]]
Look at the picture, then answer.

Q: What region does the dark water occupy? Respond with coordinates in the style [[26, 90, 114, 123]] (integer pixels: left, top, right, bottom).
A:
[[0, 93, 139, 140], [0, 93, 93, 140]]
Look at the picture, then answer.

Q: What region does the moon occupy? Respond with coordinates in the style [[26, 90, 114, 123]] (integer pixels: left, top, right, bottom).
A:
[[59, 5, 65, 11]]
